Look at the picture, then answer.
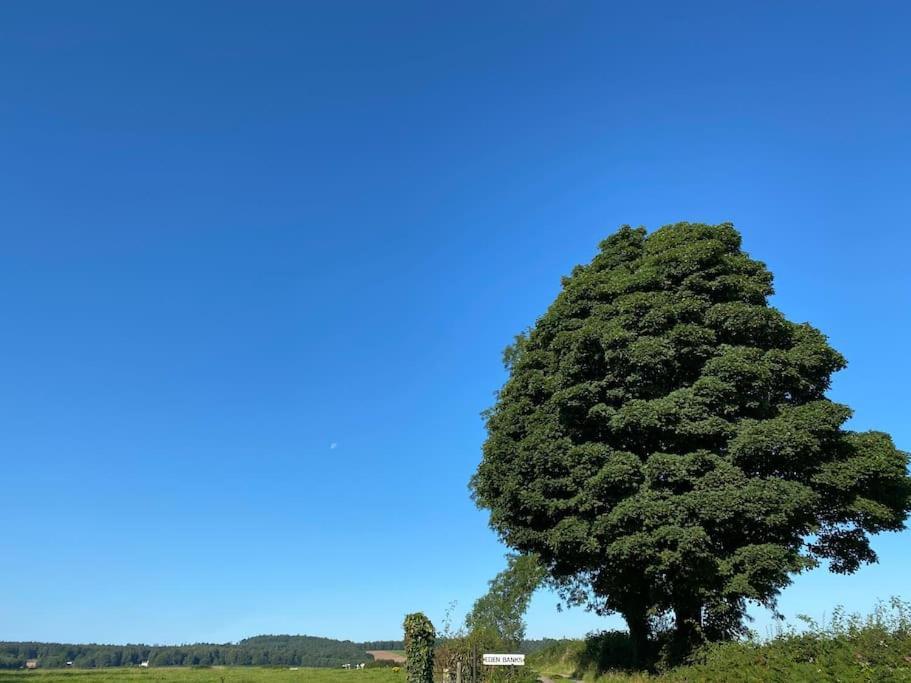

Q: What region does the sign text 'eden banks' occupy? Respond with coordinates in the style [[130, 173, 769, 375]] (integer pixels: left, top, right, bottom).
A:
[[482, 654, 525, 666]]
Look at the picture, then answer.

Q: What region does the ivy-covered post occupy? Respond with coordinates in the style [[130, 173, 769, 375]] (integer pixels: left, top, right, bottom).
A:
[[403, 612, 435, 683]]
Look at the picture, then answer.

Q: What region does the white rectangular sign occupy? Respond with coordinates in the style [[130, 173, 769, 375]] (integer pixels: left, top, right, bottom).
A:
[[482, 654, 525, 666]]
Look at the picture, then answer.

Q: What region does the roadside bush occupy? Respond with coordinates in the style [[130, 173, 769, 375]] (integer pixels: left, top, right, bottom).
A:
[[533, 599, 911, 682], [665, 598, 911, 682], [435, 626, 538, 683], [577, 631, 638, 675], [531, 631, 638, 677], [527, 639, 585, 677], [403, 613, 435, 683]]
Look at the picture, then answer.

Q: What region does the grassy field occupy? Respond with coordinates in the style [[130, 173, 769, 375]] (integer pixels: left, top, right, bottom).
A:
[[0, 668, 404, 683]]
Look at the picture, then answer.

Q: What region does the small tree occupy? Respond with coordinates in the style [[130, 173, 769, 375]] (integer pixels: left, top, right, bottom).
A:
[[404, 612, 435, 683], [465, 553, 546, 647]]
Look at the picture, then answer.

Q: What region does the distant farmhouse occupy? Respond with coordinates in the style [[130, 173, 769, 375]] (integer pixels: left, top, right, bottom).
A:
[[25, 659, 38, 669]]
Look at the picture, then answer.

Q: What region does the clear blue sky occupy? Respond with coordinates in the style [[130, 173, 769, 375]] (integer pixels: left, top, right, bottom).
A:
[[1, 1, 909, 645]]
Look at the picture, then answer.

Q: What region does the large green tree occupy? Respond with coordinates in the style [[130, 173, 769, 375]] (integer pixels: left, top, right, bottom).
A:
[[471, 223, 910, 664]]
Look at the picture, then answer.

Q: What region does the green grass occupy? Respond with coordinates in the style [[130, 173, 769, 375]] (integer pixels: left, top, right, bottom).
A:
[[0, 668, 404, 683]]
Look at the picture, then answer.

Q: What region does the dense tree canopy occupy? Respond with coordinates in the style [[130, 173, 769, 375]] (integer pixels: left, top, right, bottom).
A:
[[471, 222, 910, 664]]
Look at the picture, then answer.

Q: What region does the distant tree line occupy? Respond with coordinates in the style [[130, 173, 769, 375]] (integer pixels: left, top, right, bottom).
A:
[[361, 641, 404, 650], [0, 635, 404, 669]]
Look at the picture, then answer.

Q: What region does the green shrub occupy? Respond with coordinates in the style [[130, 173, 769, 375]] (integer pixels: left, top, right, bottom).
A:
[[403, 613, 435, 683], [664, 598, 911, 682], [528, 639, 585, 677], [535, 600, 911, 682], [577, 631, 638, 675]]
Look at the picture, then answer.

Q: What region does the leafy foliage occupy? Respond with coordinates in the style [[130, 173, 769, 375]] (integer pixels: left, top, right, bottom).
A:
[[529, 599, 911, 681], [403, 613, 435, 683], [529, 634, 635, 677], [432, 554, 545, 683], [472, 222, 911, 663], [465, 553, 546, 647], [667, 598, 911, 682]]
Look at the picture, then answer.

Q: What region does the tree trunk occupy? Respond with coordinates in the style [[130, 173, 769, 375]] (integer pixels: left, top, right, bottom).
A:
[[622, 607, 651, 670], [671, 603, 704, 663]]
